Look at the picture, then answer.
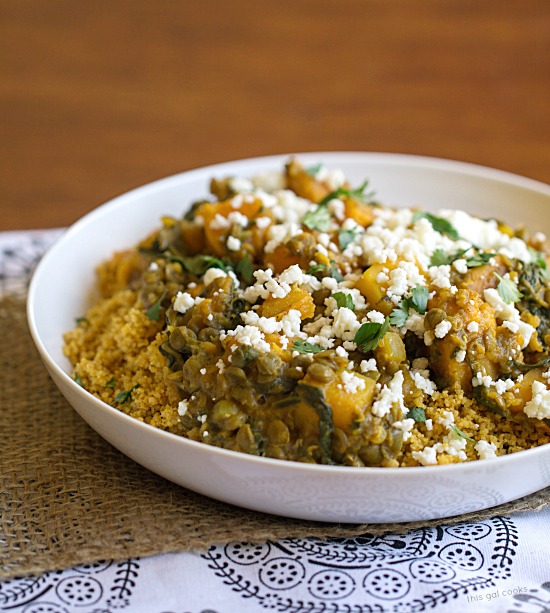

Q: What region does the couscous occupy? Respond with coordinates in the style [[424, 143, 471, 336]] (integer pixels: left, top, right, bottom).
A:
[[64, 159, 550, 467]]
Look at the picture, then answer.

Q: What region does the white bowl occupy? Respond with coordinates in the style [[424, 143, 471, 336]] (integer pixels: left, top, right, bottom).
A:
[[27, 152, 550, 523]]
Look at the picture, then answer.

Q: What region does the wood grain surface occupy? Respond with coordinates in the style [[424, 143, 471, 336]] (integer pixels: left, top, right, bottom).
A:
[[1, 0, 549, 230]]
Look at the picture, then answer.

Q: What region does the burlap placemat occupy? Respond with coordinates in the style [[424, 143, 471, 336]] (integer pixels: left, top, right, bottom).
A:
[[1, 297, 549, 582]]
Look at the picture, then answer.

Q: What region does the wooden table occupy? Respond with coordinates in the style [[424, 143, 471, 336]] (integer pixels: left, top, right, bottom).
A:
[[1, 0, 549, 231]]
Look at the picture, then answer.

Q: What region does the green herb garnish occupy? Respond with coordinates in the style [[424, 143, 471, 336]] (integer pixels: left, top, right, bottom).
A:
[[406, 407, 426, 422], [495, 273, 523, 304], [306, 162, 323, 176], [106, 377, 116, 388], [333, 292, 355, 311], [413, 211, 460, 240], [409, 285, 429, 314], [74, 374, 84, 388], [112, 384, 140, 406], [338, 229, 358, 251], [318, 180, 375, 207], [529, 247, 550, 280], [292, 340, 325, 354], [465, 252, 496, 268], [234, 253, 254, 283], [389, 285, 429, 327], [306, 261, 343, 282], [450, 424, 475, 443], [75, 316, 88, 325], [174, 254, 231, 276], [430, 247, 495, 269], [146, 289, 167, 321], [354, 317, 390, 352], [302, 204, 332, 232], [389, 303, 409, 327], [430, 249, 452, 267]]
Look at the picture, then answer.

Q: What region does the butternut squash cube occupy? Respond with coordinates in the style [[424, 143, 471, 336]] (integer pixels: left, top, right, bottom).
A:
[[259, 286, 315, 320]]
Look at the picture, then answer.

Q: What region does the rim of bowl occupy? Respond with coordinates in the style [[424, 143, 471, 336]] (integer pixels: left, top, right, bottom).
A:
[[27, 151, 550, 478]]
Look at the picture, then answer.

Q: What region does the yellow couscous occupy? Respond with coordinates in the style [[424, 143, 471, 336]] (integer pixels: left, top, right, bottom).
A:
[[64, 159, 550, 467]]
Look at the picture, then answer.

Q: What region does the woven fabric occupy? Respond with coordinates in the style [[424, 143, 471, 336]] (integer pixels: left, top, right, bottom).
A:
[[1, 296, 549, 581]]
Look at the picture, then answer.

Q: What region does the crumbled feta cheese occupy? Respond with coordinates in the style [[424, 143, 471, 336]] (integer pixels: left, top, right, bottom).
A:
[[255, 216, 272, 229], [392, 418, 415, 441], [483, 288, 536, 349], [340, 370, 366, 394], [524, 380, 550, 419], [453, 258, 468, 274], [467, 321, 479, 333], [203, 267, 228, 286], [360, 359, 378, 373], [438, 411, 455, 428], [412, 446, 438, 466], [210, 213, 231, 230], [372, 371, 405, 417], [173, 291, 204, 314], [475, 440, 498, 460], [177, 400, 188, 416], [434, 320, 452, 339], [335, 346, 348, 358], [226, 236, 241, 251]]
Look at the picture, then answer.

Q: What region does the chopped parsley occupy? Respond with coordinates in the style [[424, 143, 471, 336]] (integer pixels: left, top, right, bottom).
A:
[[412, 211, 460, 240], [495, 273, 523, 304], [390, 285, 429, 327], [146, 289, 167, 321], [354, 317, 390, 352], [450, 424, 475, 443], [174, 254, 231, 276], [111, 384, 140, 406], [106, 377, 116, 388], [234, 253, 254, 283], [302, 204, 331, 232], [406, 407, 426, 422], [292, 340, 325, 354], [306, 261, 343, 282], [74, 374, 84, 388], [305, 162, 323, 176], [338, 228, 358, 251], [333, 292, 355, 311], [318, 179, 375, 207], [529, 247, 550, 279], [430, 247, 496, 269]]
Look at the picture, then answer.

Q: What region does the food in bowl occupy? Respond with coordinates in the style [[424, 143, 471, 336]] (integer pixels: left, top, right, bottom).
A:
[[63, 158, 550, 467]]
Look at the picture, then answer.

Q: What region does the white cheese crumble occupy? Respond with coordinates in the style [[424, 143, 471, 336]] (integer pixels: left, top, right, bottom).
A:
[[226, 236, 241, 251], [372, 371, 405, 417], [173, 292, 204, 314], [434, 320, 452, 339], [524, 380, 550, 420], [483, 288, 536, 349], [474, 440, 498, 460]]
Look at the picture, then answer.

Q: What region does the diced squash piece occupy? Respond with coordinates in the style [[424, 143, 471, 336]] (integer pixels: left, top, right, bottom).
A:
[[301, 370, 377, 431], [325, 373, 377, 430], [458, 260, 507, 294], [264, 244, 302, 273], [512, 367, 546, 414], [344, 198, 375, 227], [375, 332, 407, 371], [285, 158, 330, 203], [355, 264, 393, 314], [259, 286, 315, 320], [196, 198, 264, 256]]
